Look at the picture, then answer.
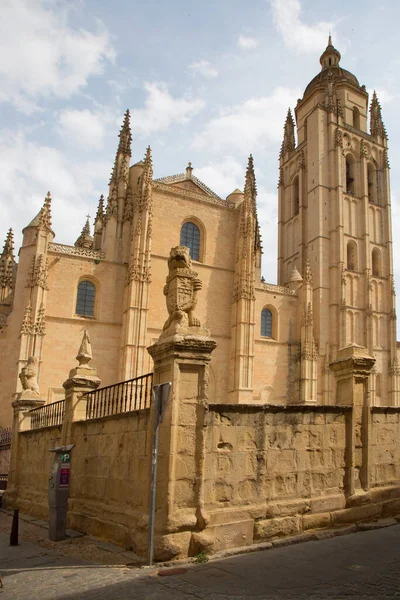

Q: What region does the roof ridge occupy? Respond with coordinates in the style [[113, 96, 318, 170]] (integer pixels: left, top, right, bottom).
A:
[[153, 172, 222, 200]]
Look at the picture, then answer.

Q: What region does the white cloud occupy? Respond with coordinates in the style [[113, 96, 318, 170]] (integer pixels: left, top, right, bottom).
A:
[[57, 107, 121, 149], [131, 82, 205, 135], [238, 35, 259, 50], [192, 86, 301, 154], [270, 0, 333, 53], [195, 157, 245, 197], [0, 0, 115, 114], [188, 60, 218, 79], [0, 129, 109, 248]]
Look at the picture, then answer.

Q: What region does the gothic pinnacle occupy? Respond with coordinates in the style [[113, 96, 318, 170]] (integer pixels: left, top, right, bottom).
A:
[[118, 109, 132, 157], [95, 194, 105, 221], [370, 91, 387, 139], [37, 191, 52, 231], [282, 108, 295, 154], [143, 145, 153, 180], [1, 228, 14, 261]]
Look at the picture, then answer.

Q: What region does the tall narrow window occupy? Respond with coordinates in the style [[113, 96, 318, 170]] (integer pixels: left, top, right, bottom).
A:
[[347, 241, 357, 271], [353, 106, 360, 129], [346, 156, 355, 195], [372, 248, 382, 277], [76, 280, 96, 317], [261, 308, 273, 338], [180, 222, 201, 261], [368, 164, 376, 203], [293, 176, 299, 216]]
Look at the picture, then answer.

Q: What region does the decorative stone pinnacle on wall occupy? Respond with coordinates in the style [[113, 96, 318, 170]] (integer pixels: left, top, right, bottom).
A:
[[370, 91, 388, 140], [37, 191, 53, 231], [26, 254, 49, 290], [281, 108, 295, 155], [1, 228, 14, 261], [75, 216, 93, 249], [76, 329, 92, 368], [303, 260, 313, 285]]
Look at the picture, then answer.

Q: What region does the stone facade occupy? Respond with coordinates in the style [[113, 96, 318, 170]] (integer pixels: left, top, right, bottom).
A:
[[6, 37, 397, 421], [3, 38, 400, 559]]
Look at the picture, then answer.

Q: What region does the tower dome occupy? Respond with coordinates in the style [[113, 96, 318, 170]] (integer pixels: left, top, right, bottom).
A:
[[303, 36, 361, 98]]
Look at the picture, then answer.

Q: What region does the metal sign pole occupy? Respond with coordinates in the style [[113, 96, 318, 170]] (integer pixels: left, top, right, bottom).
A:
[[148, 382, 171, 567]]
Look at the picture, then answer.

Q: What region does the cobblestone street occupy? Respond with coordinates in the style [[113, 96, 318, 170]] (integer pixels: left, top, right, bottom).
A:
[[1, 519, 400, 599]]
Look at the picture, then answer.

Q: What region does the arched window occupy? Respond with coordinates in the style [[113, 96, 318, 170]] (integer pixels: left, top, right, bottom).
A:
[[180, 222, 200, 261], [347, 241, 358, 271], [372, 248, 382, 277], [367, 164, 376, 203], [346, 156, 355, 195], [292, 176, 299, 216], [353, 106, 360, 129], [261, 308, 273, 338], [76, 280, 96, 317]]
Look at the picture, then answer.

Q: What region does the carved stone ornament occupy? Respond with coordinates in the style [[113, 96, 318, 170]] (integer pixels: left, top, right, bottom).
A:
[[301, 302, 313, 327], [335, 128, 343, 148], [341, 262, 347, 286], [278, 166, 284, 188], [34, 303, 46, 335], [384, 149, 390, 169], [76, 329, 92, 368], [19, 356, 40, 397], [20, 302, 33, 335], [390, 358, 400, 377], [27, 254, 49, 290], [161, 246, 204, 336]]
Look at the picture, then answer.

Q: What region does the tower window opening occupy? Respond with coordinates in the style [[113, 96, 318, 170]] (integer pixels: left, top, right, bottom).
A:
[[368, 164, 376, 203], [347, 241, 358, 271], [293, 176, 300, 216], [353, 107, 360, 129], [261, 308, 273, 338], [372, 248, 382, 277], [346, 157, 355, 195], [180, 221, 201, 261]]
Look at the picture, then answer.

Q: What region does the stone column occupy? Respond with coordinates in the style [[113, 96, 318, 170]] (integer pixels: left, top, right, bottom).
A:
[[147, 334, 216, 561], [145, 246, 217, 561], [4, 357, 45, 508], [61, 330, 100, 445], [330, 345, 375, 502]]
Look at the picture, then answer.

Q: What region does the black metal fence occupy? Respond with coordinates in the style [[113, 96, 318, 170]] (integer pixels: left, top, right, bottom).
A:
[[85, 372, 153, 419], [30, 400, 65, 430], [0, 427, 12, 447]]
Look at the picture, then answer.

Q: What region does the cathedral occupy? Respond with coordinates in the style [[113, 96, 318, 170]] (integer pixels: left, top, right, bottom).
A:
[[0, 36, 397, 427]]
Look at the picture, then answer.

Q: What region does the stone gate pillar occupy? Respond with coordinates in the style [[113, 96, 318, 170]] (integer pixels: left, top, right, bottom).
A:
[[330, 345, 375, 501], [145, 246, 216, 561], [4, 357, 45, 508]]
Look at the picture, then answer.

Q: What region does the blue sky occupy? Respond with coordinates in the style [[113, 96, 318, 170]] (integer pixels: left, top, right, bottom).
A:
[[1, 0, 400, 306]]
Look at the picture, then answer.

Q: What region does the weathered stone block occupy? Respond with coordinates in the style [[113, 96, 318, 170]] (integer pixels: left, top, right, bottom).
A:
[[303, 512, 331, 531], [254, 516, 301, 540], [331, 503, 381, 525]]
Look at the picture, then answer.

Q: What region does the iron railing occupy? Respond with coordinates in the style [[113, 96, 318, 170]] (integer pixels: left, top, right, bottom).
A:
[[85, 372, 153, 419], [30, 400, 65, 430], [0, 427, 12, 447]]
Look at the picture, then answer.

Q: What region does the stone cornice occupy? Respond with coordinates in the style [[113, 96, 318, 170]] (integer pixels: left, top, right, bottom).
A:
[[153, 181, 235, 210]]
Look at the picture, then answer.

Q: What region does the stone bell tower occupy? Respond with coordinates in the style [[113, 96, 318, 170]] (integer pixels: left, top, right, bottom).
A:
[[278, 36, 397, 405]]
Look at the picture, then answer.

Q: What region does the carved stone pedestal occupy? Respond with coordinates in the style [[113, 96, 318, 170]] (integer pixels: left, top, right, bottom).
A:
[[146, 333, 216, 561], [3, 392, 45, 508], [330, 345, 375, 501]]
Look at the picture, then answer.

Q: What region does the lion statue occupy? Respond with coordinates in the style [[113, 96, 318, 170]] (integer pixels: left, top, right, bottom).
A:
[[162, 246, 202, 332], [19, 356, 40, 396]]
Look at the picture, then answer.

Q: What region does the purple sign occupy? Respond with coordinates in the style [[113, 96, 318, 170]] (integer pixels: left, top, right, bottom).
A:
[[59, 465, 70, 488]]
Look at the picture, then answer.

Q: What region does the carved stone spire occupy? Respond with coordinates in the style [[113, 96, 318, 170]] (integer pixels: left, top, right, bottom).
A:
[[281, 108, 295, 156], [1, 228, 14, 261], [0, 228, 16, 302], [138, 146, 153, 212], [95, 195, 105, 224], [243, 155, 262, 252], [76, 329, 92, 368], [319, 35, 341, 70], [106, 110, 132, 222], [75, 216, 93, 249], [37, 191, 52, 231], [370, 91, 387, 139]]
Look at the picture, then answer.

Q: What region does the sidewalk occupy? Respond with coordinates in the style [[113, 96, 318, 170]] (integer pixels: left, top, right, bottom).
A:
[[1, 509, 400, 599]]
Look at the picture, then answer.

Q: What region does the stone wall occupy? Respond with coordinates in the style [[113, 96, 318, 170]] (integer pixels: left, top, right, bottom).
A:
[[15, 409, 150, 549], [8, 399, 400, 560], [17, 426, 62, 517]]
